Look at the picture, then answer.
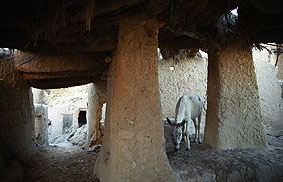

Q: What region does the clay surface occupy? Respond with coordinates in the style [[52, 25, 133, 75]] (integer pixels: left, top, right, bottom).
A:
[[0, 56, 36, 161], [95, 18, 180, 182], [87, 83, 106, 147], [13, 51, 108, 74], [276, 54, 283, 80], [34, 104, 49, 146], [12, 51, 109, 89], [204, 46, 267, 149]]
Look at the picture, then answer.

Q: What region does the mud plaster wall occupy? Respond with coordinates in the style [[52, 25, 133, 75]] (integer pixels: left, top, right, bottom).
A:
[[253, 51, 283, 136], [158, 56, 208, 134], [204, 46, 267, 149], [0, 56, 36, 161]]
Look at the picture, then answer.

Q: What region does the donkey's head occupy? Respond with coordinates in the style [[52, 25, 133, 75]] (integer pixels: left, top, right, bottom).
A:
[[167, 117, 185, 151]]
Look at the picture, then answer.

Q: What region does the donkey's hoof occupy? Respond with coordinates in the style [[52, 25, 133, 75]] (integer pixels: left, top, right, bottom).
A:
[[185, 147, 191, 151]]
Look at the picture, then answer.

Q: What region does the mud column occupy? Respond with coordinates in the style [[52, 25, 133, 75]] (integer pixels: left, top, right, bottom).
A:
[[204, 45, 267, 149], [0, 56, 36, 161], [94, 18, 180, 182], [34, 104, 49, 146], [276, 53, 283, 80], [87, 83, 106, 147]]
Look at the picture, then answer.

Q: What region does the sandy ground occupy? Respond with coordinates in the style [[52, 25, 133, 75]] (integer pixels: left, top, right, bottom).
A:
[[24, 135, 283, 182]]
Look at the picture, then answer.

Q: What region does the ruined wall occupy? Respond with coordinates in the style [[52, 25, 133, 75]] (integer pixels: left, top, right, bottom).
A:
[[0, 55, 36, 161], [253, 51, 283, 136], [158, 55, 208, 135]]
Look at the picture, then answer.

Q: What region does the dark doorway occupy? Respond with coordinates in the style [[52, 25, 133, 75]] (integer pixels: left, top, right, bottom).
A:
[[78, 111, 87, 127]]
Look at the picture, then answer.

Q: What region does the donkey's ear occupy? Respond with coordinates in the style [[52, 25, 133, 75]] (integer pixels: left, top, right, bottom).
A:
[[167, 117, 172, 126]]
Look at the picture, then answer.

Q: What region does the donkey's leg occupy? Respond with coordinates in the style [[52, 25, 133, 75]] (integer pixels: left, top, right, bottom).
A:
[[182, 122, 186, 142], [184, 120, 191, 150], [197, 114, 202, 144], [182, 121, 187, 146], [192, 119, 197, 143]]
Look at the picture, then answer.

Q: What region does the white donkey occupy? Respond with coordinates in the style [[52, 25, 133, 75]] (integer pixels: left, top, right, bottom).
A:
[[167, 94, 203, 151]]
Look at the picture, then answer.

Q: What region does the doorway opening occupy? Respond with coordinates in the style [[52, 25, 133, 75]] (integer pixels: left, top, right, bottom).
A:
[[78, 110, 87, 127]]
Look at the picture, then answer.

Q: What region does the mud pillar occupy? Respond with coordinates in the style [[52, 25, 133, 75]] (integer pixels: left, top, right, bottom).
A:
[[0, 56, 36, 161], [32, 88, 48, 105], [204, 45, 267, 149], [87, 82, 106, 147], [34, 104, 49, 146], [276, 54, 283, 80], [94, 18, 180, 182]]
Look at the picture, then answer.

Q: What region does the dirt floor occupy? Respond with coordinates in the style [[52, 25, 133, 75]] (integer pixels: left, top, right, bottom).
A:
[[24, 142, 100, 182], [23, 135, 283, 182], [167, 135, 283, 181]]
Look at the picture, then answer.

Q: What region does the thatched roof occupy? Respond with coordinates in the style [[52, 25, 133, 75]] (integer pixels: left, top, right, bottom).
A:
[[1, 0, 282, 89], [1, 0, 283, 54]]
